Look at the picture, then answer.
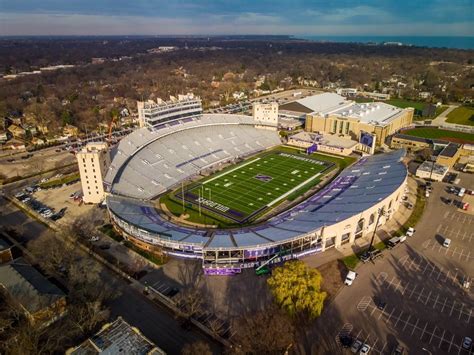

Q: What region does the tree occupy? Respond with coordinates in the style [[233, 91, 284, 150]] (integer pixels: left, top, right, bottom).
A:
[[181, 341, 212, 355], [232, 306, 294, 354], [267, 260, 327, 319]]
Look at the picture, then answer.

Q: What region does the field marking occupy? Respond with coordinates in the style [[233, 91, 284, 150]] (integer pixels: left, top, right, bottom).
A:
[[267, 172, 321, 207], [203, 157, 260, 184]]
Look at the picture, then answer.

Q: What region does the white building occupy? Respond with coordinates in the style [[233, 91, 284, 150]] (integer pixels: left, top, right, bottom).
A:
[[137, 94, 202, 129], [77, 143, 111, 204], [415, 161, 448, 181], [252, 102, 279, 130]]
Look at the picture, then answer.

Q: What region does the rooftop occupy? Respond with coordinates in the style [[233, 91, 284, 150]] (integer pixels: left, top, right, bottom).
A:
[[290, 131, 358, 149], [330, 102, 405, 126], [0, 258, 65, 314], [438, 143, 460, 158], [67, 317, 165, 355], [417, 160, 448, 175]]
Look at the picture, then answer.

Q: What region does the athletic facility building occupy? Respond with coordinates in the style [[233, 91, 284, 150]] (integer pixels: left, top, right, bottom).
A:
[[103, 96, 408, 274], [284, 93, 414, 146]]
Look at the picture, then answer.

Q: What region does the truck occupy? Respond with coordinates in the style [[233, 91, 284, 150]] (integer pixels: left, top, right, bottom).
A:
[[344, 270, 357, 286], [387, 236, 406, 249]]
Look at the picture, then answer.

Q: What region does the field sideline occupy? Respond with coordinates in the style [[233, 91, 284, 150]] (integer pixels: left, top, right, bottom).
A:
[[180, 151, 333, 223]]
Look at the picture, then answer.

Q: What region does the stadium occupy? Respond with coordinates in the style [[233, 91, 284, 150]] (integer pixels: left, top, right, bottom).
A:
[[104, 100, 407, 275]]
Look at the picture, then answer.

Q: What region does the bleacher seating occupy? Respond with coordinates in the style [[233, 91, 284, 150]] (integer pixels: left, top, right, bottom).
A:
[[105, 114, 280, 199]]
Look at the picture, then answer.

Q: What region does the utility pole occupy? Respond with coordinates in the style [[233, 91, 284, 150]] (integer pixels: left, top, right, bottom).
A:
[[368, 207, 384, 255]]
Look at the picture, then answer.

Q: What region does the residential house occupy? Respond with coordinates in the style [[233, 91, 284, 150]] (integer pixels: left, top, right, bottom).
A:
[[0, 258, 66, 325], [7, 124, 26, 139], [63, 124, 79, 137], [66, 317, 166, 355]]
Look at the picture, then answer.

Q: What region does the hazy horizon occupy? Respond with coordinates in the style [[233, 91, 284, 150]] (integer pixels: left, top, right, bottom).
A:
[[0, 1, 472, 37]]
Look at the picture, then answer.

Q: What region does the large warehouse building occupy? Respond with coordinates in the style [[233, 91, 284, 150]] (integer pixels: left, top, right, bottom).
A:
[[101, 94, 408, 274]]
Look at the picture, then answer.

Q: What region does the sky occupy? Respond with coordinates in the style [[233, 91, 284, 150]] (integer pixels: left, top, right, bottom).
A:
[[0, 0, 472, 36]]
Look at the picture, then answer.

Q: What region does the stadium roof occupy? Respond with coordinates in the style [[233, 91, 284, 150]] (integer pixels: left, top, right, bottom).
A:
[[107, 149, 407, 251]]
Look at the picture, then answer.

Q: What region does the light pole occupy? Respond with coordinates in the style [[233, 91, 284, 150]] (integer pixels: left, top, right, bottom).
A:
[[367, 207, 386, 256], [205, 187, 211, 201]]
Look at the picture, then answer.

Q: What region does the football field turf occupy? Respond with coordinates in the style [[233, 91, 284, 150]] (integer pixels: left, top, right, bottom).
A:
[[180, 151, 333, 223]]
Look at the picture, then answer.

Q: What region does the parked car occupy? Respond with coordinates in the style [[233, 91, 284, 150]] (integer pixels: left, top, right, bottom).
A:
[[344, 271, 357, 286], [89, 236, 100, 242], [391, 345, 404, 355], [443, 238, 451, 248], [406, 227, 415, 237], [462, 337, 472, 350], [376, 300, 387, 310], [351, 339, 363, 353], [360, 344, 371, 354]]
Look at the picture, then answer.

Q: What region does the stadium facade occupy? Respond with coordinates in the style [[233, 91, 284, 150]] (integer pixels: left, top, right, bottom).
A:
[[104, 97, 407, 274]]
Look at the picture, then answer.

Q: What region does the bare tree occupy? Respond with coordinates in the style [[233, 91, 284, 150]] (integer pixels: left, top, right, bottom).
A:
[[231, 306, 295, 355], [28, 233, 75, 277], [181, 341, 212, 355]]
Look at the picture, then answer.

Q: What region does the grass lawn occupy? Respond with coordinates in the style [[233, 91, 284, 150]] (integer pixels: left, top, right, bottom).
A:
[[446, 106, 474, 126], [385, 99, 426, 111], [435, 105, 449, 117], [402, 127, 474, 144], [39, 172, 80, 188]]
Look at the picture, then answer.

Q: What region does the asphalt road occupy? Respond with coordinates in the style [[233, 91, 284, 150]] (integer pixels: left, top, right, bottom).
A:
[[0, 196, 221, 354]]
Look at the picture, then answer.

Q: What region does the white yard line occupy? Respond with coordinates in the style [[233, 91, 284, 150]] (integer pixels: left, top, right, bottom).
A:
[[203, 158, 260, 184], [266, 172, 321, 207]]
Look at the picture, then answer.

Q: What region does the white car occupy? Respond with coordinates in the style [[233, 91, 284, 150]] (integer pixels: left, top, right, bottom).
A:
[[89, 236, 100, 242], [443, 238, 451, 248], [360, 344, 371, 354], [462, 337, 472, 350], [406, 227, 415, 237], [344, 271, 357, 286]]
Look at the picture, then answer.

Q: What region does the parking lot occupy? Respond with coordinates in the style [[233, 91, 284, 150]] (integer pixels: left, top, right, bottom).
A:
[[311, 171, 474, 354]]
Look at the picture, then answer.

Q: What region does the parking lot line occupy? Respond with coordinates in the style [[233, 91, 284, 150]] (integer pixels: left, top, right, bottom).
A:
[[394, 311, 403, 327], [409, 284, 417, 299], [448, 333, 455, 353], [386, 308, 395, 322], [432, 294, 439, 309], [444, 270, 451, 282], [403, 314, 411, 331], [402, 283, 409, 296], [450, 301, 456, 316], [441, 297, 448, 313], [417, 288, 424, 302], [424, 290, 432, 305], [458, 304, 464, 320], [466, 251, 471, 262], [467, 309, 472, 324], [420, 322, 428, 340], [429, 326, 437, 344], [438, 329, 446, 348], [411, 318, 419, 335]]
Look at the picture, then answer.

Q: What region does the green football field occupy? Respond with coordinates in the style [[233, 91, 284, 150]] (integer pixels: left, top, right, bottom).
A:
[[180, 151, 333, 222]]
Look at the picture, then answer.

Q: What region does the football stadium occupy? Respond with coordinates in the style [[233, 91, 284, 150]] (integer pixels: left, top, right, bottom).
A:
[[104, 99, 408, 275]]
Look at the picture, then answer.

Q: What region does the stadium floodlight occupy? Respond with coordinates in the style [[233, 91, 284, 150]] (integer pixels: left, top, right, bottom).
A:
[[205, 187, 212, 201]]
